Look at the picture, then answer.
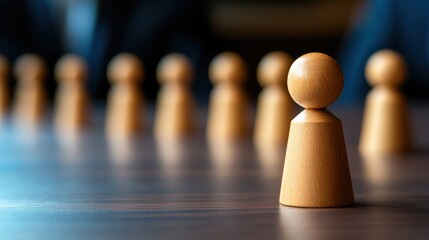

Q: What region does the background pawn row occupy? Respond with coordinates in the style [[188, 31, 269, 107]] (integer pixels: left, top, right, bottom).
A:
[[0, 51, 295, 145]]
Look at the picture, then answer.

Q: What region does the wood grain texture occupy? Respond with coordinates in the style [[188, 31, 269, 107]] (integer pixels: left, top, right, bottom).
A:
[[0, 106, 428, 240], [279, 109, 354, 207], [280, 52, 354, 207], [287, 52, 343, 109]]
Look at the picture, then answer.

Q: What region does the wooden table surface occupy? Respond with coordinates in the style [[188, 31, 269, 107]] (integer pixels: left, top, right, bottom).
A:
[[0, 106, 428, 240]]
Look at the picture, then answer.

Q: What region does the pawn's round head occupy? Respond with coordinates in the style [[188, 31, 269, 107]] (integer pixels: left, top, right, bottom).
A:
[[209, 52, 247, 84], [14, 54, 47, 82], [0, 55, 9, 78], [365, 49, 407, 87], [257, 51, 293, 87], [108, 53, 144, 84], [288, 52, 343, 109], [55, 54, 87, 84], [157, 53, 193, 85]]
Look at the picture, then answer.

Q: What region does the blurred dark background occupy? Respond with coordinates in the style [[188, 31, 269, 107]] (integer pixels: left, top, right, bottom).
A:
[[1, 0, 428, 105], [208, 0, 358, 103]]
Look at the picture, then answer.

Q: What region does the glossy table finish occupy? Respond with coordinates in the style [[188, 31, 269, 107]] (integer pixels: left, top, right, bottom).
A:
[[0, 106, 428, 239]]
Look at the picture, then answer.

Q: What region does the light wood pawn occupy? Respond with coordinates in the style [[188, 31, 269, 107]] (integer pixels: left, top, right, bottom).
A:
[[0, 55, 9, 122], [279, 52, 354, 208], [154, 53, 196, 139], [106, 53, 144, 138], [359, 49, 411, 156], [207, 52, 249, 141], [54, 54, 89, 133], [254, 51, 294, 146], [13, 54, 47, 129]]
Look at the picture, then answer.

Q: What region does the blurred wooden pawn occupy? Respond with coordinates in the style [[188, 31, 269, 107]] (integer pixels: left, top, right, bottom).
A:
[[279, 53, 354, 208], [207, 52, 249, 141], [54, 54, 89, 134], [13, 54, 47, 129], [254, 51, 295, 146], [106, 53, 144, 138], [154, 53, 196, 139], [359, 49, 411, 156], [0, 55, 9, 122]]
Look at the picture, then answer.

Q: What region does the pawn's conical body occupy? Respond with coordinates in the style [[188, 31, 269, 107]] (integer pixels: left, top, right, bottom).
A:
[[54, 85, 89, 132], [279, 110, 354, 207], [13, 84, 46, 127], [106, 84, 143, 137], [155, 85, 195, 139], [254, 86, 294, 145], [359, 86, 410, 156], [207, 83, 248, 140]]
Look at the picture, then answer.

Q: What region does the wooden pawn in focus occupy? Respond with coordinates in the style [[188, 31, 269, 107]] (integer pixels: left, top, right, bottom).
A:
[[207, 52, 249, 141], [106, 53, 144, 138], [154, 53, 196, 140], [359, 49, 411, 157], [279, 52, 354, 208], [13, 54, 47, 129], [254, 51, 295, 146], [54, 54, 89, 133]]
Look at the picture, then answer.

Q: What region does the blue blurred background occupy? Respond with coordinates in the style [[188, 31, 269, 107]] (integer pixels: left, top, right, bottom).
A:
[[0, 0, 427, 105]]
